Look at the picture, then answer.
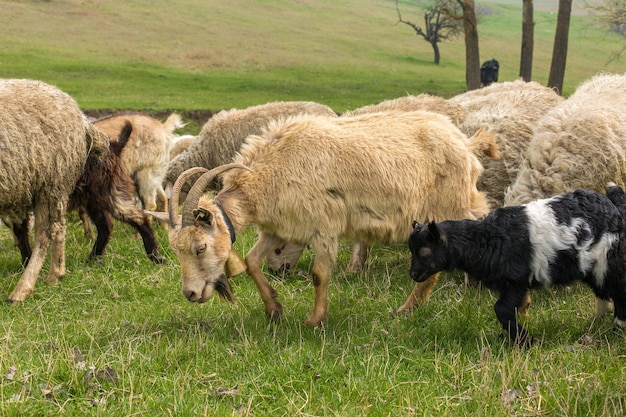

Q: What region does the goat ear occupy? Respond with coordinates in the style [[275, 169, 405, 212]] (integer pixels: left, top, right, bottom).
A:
[[427, 221, 447, 244], [225, 248, 246, 277], [145, 210, 171, 223], [193, 208, 213, 225]]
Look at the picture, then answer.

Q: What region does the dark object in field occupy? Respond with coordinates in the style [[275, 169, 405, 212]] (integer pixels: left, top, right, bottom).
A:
[[480, 59, 499, 86], [408, 185, 626, 346]]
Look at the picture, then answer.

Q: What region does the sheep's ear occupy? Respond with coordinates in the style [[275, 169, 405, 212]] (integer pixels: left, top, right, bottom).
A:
[[225, 248, 246, 277], [193, 208, 213, 225], [427, 221, 447, 244], [412, 220, 422, 232], [145, 210, 171, 223]]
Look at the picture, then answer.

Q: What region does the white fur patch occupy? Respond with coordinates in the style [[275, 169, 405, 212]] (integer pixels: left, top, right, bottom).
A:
[[525, 199, 618, 287]]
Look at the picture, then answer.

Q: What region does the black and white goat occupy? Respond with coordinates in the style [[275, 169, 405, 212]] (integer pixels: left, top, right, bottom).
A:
[[408, 185, 626, 345]]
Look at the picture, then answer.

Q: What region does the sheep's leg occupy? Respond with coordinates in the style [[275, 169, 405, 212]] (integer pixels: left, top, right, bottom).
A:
[[8, 208, 51, 302], [88, 209, 114, 260], [46, 210, 66, 283], [155, 186, 169, 231], [305, 237, 339, 327], [494, 287, 532, 346], [346, 240, 370, 273], [395, 273, 440, 314], [11, 218, 32, 265], [245, 233, 285, 320]]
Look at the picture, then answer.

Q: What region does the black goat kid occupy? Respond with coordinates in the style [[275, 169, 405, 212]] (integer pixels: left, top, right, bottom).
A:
[[408, 185, 626, 346]]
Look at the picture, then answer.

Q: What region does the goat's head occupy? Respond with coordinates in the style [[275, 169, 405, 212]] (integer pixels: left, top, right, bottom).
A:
[[157, 164, 251, 303], [408, 221, 450, 283]]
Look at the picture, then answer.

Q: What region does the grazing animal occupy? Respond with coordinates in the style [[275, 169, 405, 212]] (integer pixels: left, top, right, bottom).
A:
[[68, 122, 165, 263], [272, 81, 562, 276], [153, 110, 497, 326], [504, 72, 626, 316], [0, 78, 109, 302], [94, 112, 185, 215], [163, 101, 338, 202], [408, 185, 626, 345], [10, 123, 165, 265], [169, 135, 197, 161]]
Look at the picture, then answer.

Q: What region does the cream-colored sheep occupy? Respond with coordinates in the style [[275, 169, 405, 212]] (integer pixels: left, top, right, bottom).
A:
[[163, 101, 338, 201], [505, 73, 626, 206], [503, 72, 626, 317], [0, 79, 109, 302]]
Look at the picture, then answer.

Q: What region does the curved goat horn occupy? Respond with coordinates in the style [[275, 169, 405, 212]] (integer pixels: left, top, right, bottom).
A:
[[169, 167, 209, 228], [181, 163, 252, 227]]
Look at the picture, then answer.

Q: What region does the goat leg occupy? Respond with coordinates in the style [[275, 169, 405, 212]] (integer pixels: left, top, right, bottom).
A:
[[494, 287, 533, 346], [245, 233, 284, 320], [304, 237, 338, 327], [88, 209, 114, 260], [395, 272, 440, 314]]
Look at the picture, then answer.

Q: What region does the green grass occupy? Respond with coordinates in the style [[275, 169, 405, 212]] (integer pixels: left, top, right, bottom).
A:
[[1, 219, 626, 416], [1, 0, 626, 415]]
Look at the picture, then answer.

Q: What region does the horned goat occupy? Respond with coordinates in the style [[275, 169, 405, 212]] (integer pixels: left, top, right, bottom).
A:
[[0, 79, 109, 302], [409, 184, 626, 346], [154, 110, 498, 326]]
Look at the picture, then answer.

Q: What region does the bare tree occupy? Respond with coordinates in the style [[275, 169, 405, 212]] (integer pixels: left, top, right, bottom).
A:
[[585, 0, 626, 65], [395, 0, 463, 65], [519, 0, 534, 81], [548, 0, 572, 94], [587, 0, 626, 33]]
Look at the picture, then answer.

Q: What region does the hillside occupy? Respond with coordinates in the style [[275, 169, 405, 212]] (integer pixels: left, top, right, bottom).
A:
[[0, 0, 624, 111]]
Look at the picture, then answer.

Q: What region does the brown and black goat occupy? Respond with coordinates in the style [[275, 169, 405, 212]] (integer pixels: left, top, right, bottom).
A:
[[11, 122, 165, 265]]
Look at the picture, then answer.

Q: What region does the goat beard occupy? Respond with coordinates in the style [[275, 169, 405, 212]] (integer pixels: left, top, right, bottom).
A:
[[214, 274, 235, 302]]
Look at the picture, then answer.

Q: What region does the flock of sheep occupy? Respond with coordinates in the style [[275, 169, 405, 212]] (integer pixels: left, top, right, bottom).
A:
[[2, 72, 626, 344]]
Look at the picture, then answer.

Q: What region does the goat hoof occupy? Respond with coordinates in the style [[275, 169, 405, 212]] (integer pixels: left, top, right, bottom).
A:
[[151, 255, 166, 264], [266, 305, 283, 322]]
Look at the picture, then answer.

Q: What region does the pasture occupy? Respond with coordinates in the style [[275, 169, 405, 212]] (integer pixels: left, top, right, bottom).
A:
[[1, 0, 626, 415]]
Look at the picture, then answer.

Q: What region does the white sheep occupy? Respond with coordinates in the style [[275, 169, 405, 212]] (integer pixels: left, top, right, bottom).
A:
[[163, 101, 338, 201], [0, 79, 109, 301], [505, 72, 626, 206], [503, 72, 626, 317], [152, 110, 497, 326]]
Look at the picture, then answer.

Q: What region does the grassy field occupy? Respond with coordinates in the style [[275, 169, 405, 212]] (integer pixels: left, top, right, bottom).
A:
[[0, 0, 624, 114], [1, 1, 626, 416]]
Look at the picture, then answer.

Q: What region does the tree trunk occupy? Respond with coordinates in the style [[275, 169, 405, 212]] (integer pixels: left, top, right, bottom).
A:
[[548, 0, 572, 94], [431, 40, 441, 65], [519, 0, 534, 81], [459, 0, 481, 91]]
